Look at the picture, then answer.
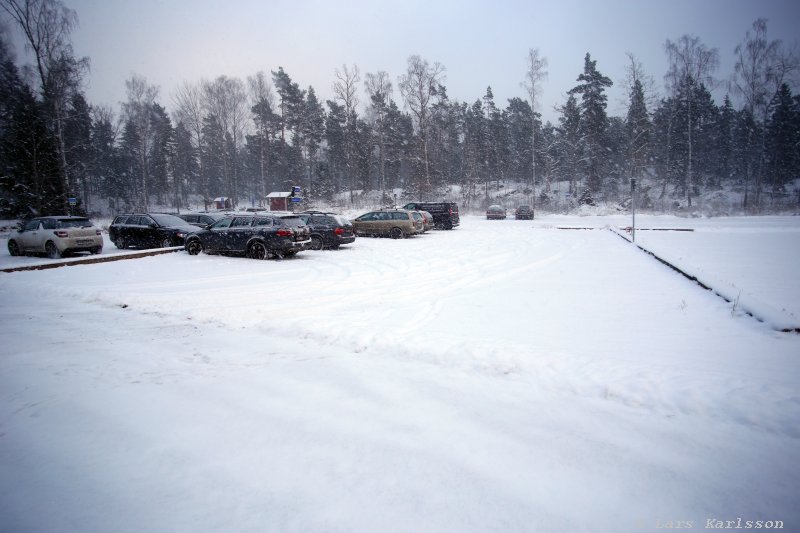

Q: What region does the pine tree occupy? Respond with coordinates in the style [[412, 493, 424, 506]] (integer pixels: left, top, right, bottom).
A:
[[558, 93, 582, 198], [626, 78, 650, 186], [250, 92, 279, 200], [149, 103, 173, 205], [324, 100, 347, 196], [88, 107, 120, 206], [483, 87, 502, 193], [504, 97, 533, 186], [64, 92, 92, 212], [463, 99, 488, 203], [172, 121, 197, 209], [0, 76, 62, 216], [300, 87, 325, 198], [201, 114, 225, 198], [766, 83, 798, 195], [383, 100, 413, 195], [569, 53, 613, 196], [271, 67, 306, 183], [712, 96, 735, 189]]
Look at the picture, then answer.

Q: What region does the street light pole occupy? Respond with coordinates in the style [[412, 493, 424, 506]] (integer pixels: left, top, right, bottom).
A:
[[631, 178, 636, 242]]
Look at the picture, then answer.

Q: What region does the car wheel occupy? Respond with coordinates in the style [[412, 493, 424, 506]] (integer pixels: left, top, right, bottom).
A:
[[45, 241, 61, 259], [116, 237, 126, 249], [186, 240, 203, 256], [247, 241, 268, 260], [8, 240, 20, 256], [309, 235, 324, 250], [390, 227, 404, 239], [161, 237, 172, 248]]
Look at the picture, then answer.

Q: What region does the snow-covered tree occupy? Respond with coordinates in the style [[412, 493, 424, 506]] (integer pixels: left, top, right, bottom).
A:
[[569, 53, 612, 195], [665, 35, 719, 207]]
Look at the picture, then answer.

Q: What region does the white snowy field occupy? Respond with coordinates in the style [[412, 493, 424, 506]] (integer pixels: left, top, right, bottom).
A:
[[1, 215, 799, 533]]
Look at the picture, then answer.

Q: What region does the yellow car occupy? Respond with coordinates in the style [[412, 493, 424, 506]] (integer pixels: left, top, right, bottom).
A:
[[353, 209, 424, 238]]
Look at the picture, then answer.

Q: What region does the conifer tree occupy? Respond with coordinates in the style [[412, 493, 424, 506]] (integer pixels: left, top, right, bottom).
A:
[[568, 53, 612, 195], [558, 94, 582, 199], [626, 78, 650, 186], [766, 83, 798, 195]]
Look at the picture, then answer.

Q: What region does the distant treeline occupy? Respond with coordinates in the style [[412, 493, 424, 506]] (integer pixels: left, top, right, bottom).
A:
[[1, 0, 798, 216]]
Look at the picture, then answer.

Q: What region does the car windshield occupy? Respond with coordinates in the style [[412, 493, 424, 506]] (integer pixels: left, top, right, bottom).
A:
[[56, 218, 92, 228], [333, 215, 351, 225], [151, 214, 190, 227]]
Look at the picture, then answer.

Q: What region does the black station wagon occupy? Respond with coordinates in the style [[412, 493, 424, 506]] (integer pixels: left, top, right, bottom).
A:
[[184, 213, 311, 259]]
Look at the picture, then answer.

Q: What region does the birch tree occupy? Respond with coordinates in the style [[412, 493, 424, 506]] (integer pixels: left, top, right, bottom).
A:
[[398, 55, 445, 199], [364, 70, 392, 201], [121, 74, 159, 211], [203, 75, 248, 204], [623, 54, 652, 190], [172, 80, 207, 207], [333, 63, 360, 202], [664, 35, 718, 207], [247, 71, 276, 202], [522, 48, 547, 207], [1, 0, 88, 211], [731, 19, 798, 207]]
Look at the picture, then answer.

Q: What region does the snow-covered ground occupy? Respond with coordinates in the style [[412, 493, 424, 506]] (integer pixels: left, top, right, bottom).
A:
[[1, 215, 798, 533]]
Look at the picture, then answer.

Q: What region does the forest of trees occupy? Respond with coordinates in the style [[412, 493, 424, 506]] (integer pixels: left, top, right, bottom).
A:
[[1, 0, 799, 218]]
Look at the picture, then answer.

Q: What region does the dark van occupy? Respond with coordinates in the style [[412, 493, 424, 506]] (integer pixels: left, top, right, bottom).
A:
[[401, 202, 460, 230]]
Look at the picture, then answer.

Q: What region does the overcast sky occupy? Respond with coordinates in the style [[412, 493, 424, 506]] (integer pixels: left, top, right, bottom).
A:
[[5, 0, 800, 122]]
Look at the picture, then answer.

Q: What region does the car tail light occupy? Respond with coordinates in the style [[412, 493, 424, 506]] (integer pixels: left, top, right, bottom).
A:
[[95, 229, 102, 235], [334, 227, 344, 236], [276, 228, 293, 237], [55, 230, 68, 238]]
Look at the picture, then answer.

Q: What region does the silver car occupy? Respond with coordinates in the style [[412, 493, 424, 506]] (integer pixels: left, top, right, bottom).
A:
[[7, 216, 104, 258]]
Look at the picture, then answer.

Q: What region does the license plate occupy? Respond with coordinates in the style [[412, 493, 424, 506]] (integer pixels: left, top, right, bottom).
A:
[[76, 239, 94, 245]]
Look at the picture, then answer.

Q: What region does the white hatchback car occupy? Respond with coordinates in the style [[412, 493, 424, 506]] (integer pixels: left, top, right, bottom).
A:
[[7, 216, 104, 258]]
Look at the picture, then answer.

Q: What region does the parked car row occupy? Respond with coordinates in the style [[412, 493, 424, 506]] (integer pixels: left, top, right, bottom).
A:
[[486, 205, 535, 220], [5, 202, 461, 261]]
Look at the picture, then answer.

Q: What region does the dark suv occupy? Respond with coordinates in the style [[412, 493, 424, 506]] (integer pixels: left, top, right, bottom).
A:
[[184, 213, 311, 259], [297, 211, 356, 250], [401, 202, 460, 229], [109, 213, 197, 249]]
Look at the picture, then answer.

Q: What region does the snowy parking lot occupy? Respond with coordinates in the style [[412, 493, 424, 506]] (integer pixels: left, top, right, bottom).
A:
[[1, 214, 799, 533]]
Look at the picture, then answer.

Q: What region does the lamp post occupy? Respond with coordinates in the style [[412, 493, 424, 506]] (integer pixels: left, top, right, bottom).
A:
[[630, 178, 636, 242]]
